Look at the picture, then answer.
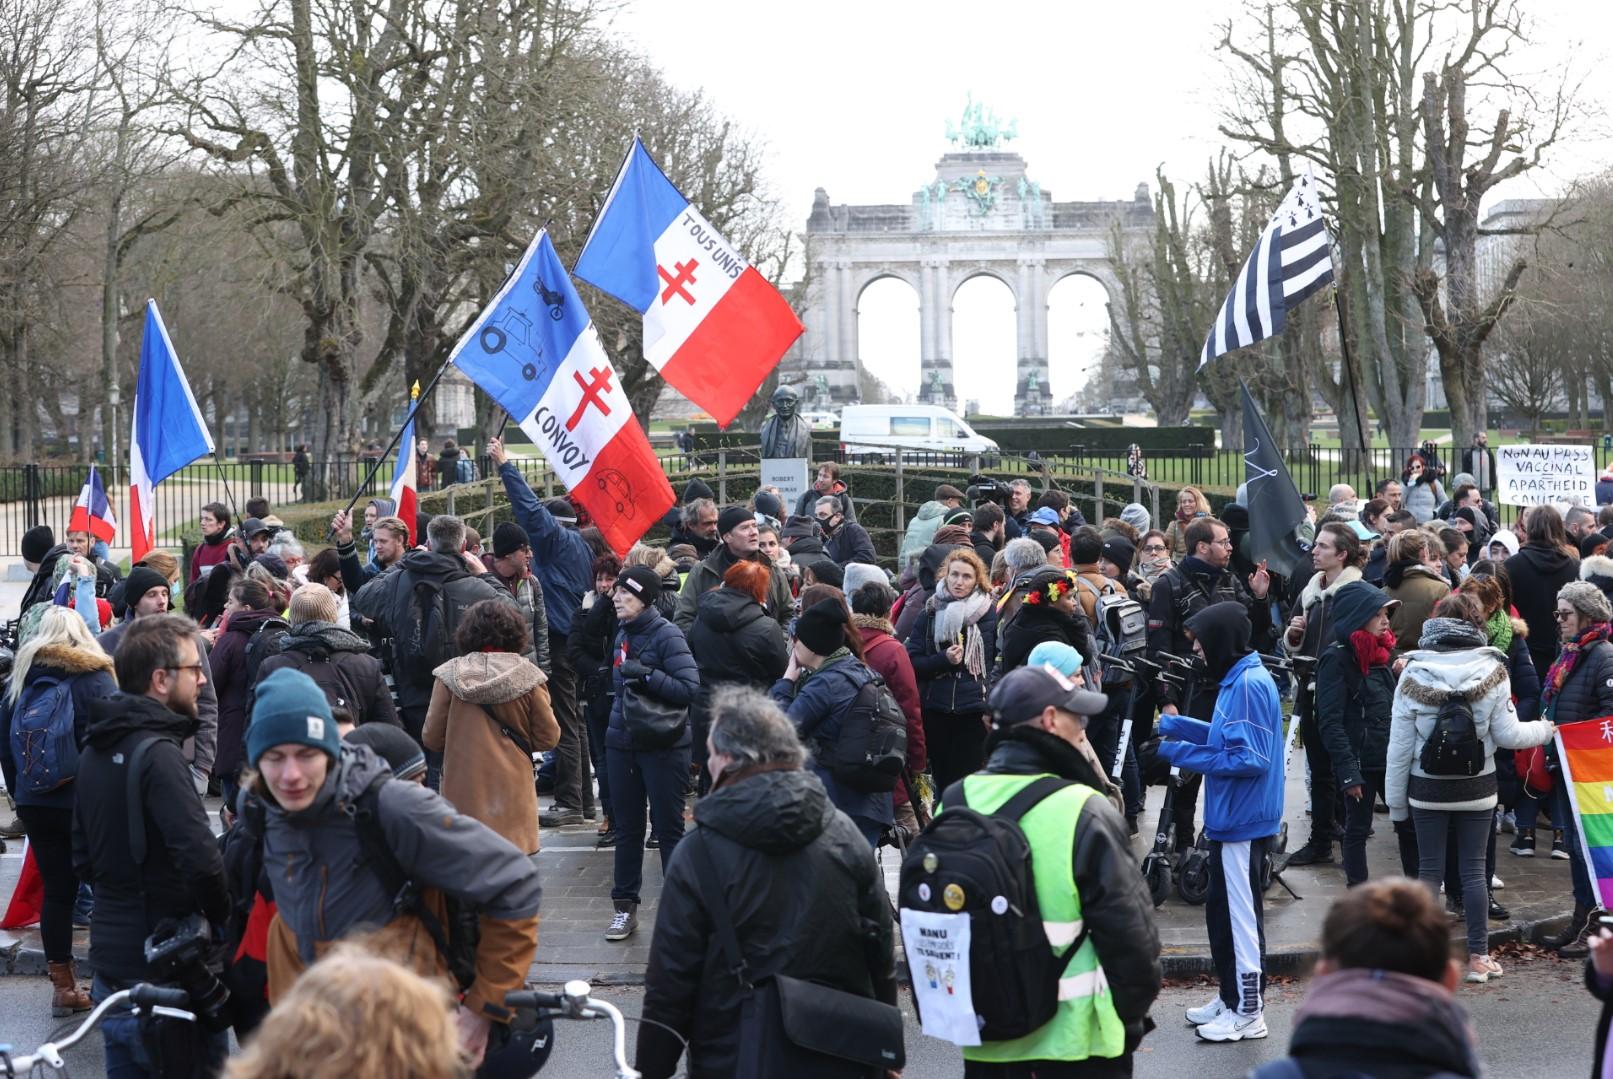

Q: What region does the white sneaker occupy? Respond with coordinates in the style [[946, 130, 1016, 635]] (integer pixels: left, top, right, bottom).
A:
[[1196, 1009, 1268, 1042], [1491, 874, 1504, 889], [1184, 996, 1228, 1026]]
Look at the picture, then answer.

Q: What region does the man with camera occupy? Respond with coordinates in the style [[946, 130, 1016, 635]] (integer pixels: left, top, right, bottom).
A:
[[74, 614, 232, 1077]]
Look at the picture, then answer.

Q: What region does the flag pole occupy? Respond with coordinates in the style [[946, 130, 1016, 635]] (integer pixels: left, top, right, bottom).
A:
[[331, 359, 455, 532], [1330, 284, 1373, 483], [208, 452, 241, 521]]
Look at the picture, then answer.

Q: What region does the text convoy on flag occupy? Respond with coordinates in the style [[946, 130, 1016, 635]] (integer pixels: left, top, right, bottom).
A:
[[449, 229, 674, 555], [1199, 169, 1334, 369], [573, 138, 803, 428]]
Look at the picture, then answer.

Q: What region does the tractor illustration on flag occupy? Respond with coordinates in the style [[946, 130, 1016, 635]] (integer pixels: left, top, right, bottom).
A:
[[477, 273, 568, 380]]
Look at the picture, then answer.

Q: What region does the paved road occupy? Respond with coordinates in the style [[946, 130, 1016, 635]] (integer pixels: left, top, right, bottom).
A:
[[0, 952, 1596, 1077]]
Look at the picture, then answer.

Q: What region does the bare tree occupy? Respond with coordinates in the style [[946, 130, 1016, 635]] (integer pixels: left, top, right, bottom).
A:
[[1487, 297, 1565, 438], [1411, 4, 1573, 446]]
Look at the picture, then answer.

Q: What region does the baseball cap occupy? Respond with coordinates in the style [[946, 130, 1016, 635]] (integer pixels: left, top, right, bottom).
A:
[[240, 517, 271, 539], [987, 665, 1109, 729]]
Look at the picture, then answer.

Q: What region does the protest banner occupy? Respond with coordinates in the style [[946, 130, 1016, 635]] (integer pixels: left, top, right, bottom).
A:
[[1555, 721, 1613, 911], [1494, 443, 1596, 507]]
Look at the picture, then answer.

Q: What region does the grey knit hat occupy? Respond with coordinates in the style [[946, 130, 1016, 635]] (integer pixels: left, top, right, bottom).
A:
[[1559, 580, 1613, 624], [1119, 503, 1151, 533], [841, 562, 888, 597]]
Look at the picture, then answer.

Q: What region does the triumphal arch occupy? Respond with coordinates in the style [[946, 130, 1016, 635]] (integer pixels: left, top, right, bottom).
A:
[[782, 99, 1155, 415]]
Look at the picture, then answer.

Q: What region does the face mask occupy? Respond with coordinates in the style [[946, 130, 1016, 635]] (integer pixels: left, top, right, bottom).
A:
[[171, 582, 183, 603]]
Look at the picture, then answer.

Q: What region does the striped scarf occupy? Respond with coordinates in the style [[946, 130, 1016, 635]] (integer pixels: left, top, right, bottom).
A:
[[1543, 622, 1613, 704]]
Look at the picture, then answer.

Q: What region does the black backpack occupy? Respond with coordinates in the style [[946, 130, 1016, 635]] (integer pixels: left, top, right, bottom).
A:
[[243, 618, 291, 688], [818, 671, 908, 793], [396, 574, 464, 689], [898, 776, 1082, 1043], [1420, 692, 1486, 777], [350, 774, 480, 990]]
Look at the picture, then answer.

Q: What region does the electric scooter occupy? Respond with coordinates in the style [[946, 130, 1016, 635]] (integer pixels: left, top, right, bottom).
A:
[[1140, 653, 1203, 907]]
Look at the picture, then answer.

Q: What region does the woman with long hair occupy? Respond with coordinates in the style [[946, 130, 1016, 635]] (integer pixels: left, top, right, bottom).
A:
[[904, 547, 998, 792], [1384, 529, 1451, 659], [1163, 487, 1211, 560], [1504, 504, 1582, 679], [210, 576, 286, 809], [1386, 593, 1553, 984], [0, 607, 117, 1016], [1401, 453, 1446, 524]]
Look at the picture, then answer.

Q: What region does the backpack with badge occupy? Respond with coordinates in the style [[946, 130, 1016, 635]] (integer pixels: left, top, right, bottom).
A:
[[1420, 691, 1486, 777], [817, 670, 908, 793], [8, 673, 78, 793], [1074, 576, 1148, 685], [897, 776, 1081, 1043]]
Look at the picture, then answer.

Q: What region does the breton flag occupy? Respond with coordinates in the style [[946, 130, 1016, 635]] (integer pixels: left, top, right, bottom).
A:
[[1199, 169, 1334, 369], [390, 382, 421, 547], [68, 464, 118, 543], [572, 138, 804, 428], [449, 229, 675, 555], [130, 301, 214, 562]]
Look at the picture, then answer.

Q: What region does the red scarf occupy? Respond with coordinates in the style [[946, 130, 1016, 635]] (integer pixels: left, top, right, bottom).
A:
[[1349, 629, 1395, 675]]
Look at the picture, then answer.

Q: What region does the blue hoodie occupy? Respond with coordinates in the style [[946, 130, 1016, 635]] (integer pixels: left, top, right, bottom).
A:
[[1157, 603, 1285, 841]]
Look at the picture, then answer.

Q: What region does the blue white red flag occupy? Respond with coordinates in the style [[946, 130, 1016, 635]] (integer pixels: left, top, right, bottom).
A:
[[390, 412, 419, 547], [69, 465, 118, 543], [130, 301, 214, 562], [572, 138, 803, 428], [449, 230, 674, 555]]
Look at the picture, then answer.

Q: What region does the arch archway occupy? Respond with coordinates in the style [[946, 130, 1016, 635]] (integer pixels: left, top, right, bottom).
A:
[[856, 275, 922, 403], [1047, 273, 1113, 407], [951, 273, 1018, 415]]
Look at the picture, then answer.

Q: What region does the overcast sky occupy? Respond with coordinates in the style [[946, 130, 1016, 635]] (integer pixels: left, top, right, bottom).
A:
[[617, 0, 1613, 414]]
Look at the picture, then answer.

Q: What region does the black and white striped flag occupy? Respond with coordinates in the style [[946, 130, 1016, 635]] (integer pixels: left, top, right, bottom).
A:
[[1199, 170, 1333, 369]]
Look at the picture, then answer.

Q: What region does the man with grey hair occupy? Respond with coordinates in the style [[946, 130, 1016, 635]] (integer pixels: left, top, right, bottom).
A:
[[1328, 483, 1356, 507], [636, 683, 897, 1076], [353, 514, 516, 775], [672, 496, 720, 558], [265, 534, 306, 582], [817, 494, 877, 566], [1007, 477, 1035, 538], [991, 536, 1053, 656]]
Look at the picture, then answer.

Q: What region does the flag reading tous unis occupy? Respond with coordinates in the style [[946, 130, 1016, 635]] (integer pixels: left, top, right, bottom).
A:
[[449, 230, 674, 555], [572, 138, 804, 428], [1200, 169, 1334, 369], [1556, 720, 1613, 911], [130, 300, 215, 563]]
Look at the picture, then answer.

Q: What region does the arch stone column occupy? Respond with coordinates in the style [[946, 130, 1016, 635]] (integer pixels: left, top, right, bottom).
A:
[[1016, 256, 1052, 415]]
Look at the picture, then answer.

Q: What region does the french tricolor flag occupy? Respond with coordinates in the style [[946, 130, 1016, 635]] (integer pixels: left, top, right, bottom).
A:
[[69, 464, 118, 543], [573, 139, 804, 428], [130, 301, 214, 563], [390, 411, 419, 547], [450, 230, 674, 555]]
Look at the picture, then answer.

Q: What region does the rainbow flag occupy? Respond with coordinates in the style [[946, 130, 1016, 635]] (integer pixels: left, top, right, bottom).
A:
[[1556, 719, 1613, 907]]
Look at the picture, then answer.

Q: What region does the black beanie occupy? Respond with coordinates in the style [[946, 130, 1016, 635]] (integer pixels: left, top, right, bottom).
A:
[[123, 566, 170, 607], [21, 525, 54, 565], [1101, 536, 1136, 574], [718, 505, 753, 536], [492, 522, 531, 558], [795, 598, 848, 655], [618, 565, 663, 604]]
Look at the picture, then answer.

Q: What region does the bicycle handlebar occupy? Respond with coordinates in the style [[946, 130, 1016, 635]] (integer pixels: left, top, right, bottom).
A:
[[505, 980, 641, 1079], [0, 984, 194, 1073]]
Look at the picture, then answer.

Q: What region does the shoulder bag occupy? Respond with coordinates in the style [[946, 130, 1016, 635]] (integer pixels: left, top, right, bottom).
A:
[[691, 838, 903, 1077]]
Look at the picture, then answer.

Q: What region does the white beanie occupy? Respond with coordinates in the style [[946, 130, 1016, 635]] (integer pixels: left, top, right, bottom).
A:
[[841, 562, 890, 598]]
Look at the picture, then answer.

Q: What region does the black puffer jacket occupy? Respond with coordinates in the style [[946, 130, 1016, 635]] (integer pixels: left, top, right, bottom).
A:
[[1505, 543, 1579, 677], [997, 600, 1093, 676], [210, 607, 285, 778], [256, 621, 400, 728], [686, 586, 788, 732], [905, 593, 999, 714], [1313, 582, 1397, 791], [973, 725, 1162, 1046], [72, 693, 230, 987], [608, 606, 701, 751], [1545, 638, 1613, 728], [636, 767, 896, 1079]]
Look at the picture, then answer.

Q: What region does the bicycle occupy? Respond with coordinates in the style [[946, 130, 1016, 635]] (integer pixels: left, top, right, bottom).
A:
[[505, 980, 656, 1079], [0, 983, 192, 1075]]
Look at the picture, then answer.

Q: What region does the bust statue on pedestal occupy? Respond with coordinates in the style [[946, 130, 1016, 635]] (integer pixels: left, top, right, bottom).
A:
[[759, 384, 813, 460]]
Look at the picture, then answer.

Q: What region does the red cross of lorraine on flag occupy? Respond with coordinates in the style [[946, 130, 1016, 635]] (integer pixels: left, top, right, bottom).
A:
[[657, 259, 699, 305], [567, 367, 614, 431]]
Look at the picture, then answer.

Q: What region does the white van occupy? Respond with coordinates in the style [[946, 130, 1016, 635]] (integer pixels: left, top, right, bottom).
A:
[[838, 404, 999, 457]]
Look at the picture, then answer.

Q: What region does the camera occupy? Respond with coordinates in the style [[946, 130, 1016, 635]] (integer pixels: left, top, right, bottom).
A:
[[144, 914, 232, 1031], [966, 475, 1011, 508]]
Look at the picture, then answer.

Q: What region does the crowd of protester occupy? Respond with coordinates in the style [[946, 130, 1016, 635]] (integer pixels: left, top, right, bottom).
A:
[[4, 433, 1613, 1077]]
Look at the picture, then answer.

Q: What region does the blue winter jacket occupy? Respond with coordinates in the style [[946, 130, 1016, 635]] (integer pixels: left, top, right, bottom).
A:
[[1156, 650, 1284, 842], [770, 654, 895, 828], [0, 647, 119, 811], [499, 462, 593, 635], [608, 607, 701, 752]]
